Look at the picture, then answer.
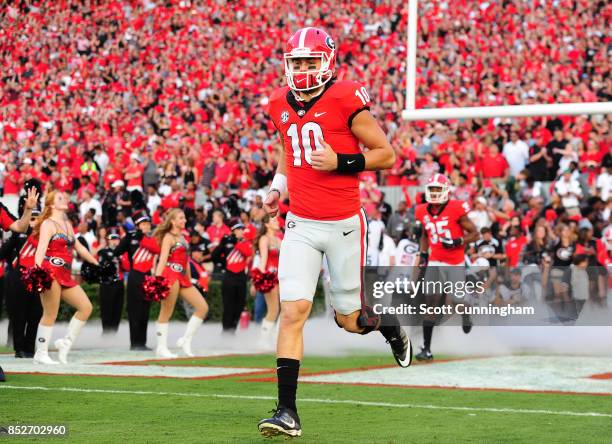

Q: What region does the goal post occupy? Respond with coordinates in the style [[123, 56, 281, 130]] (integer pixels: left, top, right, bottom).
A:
[[403, 0, 612, 121], [402, 102, 612, 121]]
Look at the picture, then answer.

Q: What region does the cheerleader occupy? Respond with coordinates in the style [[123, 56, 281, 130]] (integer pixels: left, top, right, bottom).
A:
[[32, 190, 99, 365], [153, 209, 208, 358], [254, 215, 282, 346]]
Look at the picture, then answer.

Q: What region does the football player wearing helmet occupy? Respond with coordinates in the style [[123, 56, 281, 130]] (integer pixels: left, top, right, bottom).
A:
[[259, 27, 410, 438], [414, 174, 480, 361]]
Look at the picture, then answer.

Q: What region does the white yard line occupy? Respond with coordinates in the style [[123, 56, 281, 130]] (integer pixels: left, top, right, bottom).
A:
[[2, 385, 611, 418]]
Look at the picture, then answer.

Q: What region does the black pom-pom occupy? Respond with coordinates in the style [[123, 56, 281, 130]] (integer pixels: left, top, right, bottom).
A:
[[80, 262, 101, 284]]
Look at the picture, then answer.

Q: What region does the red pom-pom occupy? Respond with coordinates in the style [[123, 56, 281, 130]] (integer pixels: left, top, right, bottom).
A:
[[251, 269, 278, 293], [142, 275, 170, 302], [21, 265, 53, 293]]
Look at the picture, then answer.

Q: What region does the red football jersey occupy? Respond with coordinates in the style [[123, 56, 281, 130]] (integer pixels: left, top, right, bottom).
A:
[[415, 200, 471, 265], [0, 204, 16, 231], [268, 80, 370, 220]]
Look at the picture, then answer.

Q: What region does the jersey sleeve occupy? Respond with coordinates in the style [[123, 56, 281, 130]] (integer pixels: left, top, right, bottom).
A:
[[455, 200, 471, 218], [337, 81, 371, 128], [0, 203, 16, 231]]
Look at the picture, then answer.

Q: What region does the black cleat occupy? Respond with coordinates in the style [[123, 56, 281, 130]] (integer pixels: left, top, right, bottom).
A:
[[387, 328, 412, 368], [258, 406, 302, 438], [415, 346, 433, 361], [15, 351, 26, 358], [462, 314, 473, 334]]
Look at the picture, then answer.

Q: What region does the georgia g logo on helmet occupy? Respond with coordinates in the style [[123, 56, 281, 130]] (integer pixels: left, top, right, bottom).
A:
[[284, 27, 337, 92], [425, 174, 450, 204]]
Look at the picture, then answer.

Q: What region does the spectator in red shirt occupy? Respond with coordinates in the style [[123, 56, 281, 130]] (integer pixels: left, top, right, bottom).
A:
[[125, 157, 144, 193], [3, 163, 22, 196], [206, 210, 230, 248], [481, 145, 509, 180], [505, 226, 528, 268]]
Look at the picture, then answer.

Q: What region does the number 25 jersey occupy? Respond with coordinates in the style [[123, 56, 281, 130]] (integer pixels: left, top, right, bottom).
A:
[[415, 200, 470, 265], [268, 80, 370, 221]]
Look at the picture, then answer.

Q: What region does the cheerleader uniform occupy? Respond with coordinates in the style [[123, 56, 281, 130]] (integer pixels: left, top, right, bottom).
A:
[[265, 246, 280, 274], [162, 240, 191, 288], [42, 232, 77, 288]]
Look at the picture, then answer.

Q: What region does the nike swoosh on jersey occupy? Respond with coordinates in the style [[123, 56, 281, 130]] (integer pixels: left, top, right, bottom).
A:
[[343, 230, 355, 236], [314, 112, 327, 117]]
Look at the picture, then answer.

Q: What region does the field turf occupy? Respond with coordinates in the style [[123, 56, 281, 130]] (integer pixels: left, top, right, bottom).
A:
[[2, 353, 612, 443]]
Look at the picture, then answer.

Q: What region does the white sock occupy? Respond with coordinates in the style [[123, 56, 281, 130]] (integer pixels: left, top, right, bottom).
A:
[[65, 316, 86, 343], [183, 315, 203, 339], [261, 319, 275, 333], [35, 324, 54, 353], [156, 322, 170, 349]]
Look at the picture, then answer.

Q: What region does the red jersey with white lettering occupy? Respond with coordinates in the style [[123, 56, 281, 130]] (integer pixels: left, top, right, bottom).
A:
[[415, 200, 471, 265], [132, 235, 161, 273], [0, 203, 16, 231], [15, 234, 38, 268], [268, 80, 371, 220]]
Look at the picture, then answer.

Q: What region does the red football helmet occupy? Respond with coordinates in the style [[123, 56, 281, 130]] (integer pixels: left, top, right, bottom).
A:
[[425, 174, 450, 204], [284, 27, 336, 92]]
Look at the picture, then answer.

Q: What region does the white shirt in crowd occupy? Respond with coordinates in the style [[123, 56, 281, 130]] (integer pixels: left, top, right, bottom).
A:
[[596, 171, 612, 202], [147, 192, 162, 214], [395, 239, 419, 266], [94, 151, 109, 175], [366, 218, 386, 266], [377, 234, 397, 267], [158, 183, 171, 196], [554, 178, 582, 209], [79, 198, 102, 221], [502, 139, 530, 176], [468, 209, 493, 232]]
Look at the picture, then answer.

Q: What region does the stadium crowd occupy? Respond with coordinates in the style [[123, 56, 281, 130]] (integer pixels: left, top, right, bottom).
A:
[[0, 0, 610, 337]]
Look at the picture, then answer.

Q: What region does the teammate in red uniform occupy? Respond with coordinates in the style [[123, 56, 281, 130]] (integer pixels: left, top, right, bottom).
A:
[[33, 190, 100, 365], [414, 174, 479, 361], [153, 209, 208, 358], [258, 27, 409, 438]]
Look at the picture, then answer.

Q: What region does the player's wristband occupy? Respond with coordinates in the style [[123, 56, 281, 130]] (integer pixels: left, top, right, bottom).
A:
[[336, 153, 365, 173], [269, 173, 287, 195]]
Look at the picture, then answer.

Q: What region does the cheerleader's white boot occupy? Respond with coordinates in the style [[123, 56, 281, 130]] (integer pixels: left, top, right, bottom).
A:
[[176, 315, 203, 357], [33, 324, 59, 365], [156, 322, 177, 359]]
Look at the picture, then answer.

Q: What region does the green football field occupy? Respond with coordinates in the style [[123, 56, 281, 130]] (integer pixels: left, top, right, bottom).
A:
[[2, 352, 612, 443]]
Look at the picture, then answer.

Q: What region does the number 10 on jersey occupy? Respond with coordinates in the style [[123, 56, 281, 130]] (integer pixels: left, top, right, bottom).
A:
[[286, 122, 324, 167]]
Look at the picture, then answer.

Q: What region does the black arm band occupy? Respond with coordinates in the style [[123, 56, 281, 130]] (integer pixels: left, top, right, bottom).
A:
[[336, 153, 366, 173]]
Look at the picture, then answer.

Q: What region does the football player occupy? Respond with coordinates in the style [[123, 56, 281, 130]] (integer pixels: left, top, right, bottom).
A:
[[258, 27, 410, 438], [414, 174, 480, 361]]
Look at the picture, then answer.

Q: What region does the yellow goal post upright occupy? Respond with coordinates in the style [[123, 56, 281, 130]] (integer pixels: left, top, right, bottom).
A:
[[401, 0, 612, 122]]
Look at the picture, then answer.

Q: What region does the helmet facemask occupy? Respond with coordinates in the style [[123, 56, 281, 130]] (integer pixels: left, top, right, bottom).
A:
[[284, 51, 334, 92], [425, 185, 449, 204]]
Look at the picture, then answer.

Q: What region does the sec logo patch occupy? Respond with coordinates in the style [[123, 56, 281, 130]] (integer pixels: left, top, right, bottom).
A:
[[281, 111, 289, 123]]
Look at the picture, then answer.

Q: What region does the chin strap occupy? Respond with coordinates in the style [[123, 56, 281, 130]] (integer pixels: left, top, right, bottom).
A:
[[291, 87, 325, 102]]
